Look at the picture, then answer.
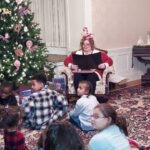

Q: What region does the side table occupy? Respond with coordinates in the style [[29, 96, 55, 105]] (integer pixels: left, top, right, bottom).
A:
[[132, 46, 150, 85]]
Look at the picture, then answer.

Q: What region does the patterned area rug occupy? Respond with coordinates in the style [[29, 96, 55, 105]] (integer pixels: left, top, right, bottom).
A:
[[76, 85, 150, 149], [0, 85, 150, 150], [109, 86, 150, 147]]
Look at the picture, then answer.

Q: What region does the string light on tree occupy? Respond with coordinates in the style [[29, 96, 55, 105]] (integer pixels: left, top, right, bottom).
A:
[[5, 0, 10, 3]]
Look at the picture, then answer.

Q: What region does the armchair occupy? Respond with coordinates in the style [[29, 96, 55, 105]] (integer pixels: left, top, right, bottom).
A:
[[61, 65, 115, 101], [52, 49, 115, 102]]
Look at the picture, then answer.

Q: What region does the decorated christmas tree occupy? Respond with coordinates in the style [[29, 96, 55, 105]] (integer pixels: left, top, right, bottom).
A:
[[0, 0, 47, 85]]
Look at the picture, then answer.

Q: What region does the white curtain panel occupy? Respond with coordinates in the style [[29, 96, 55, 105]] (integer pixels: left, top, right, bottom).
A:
[[31, 0, 67, 48]]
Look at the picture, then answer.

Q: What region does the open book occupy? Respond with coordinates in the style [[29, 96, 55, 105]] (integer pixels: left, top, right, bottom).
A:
[[72, 70, 95, 73]]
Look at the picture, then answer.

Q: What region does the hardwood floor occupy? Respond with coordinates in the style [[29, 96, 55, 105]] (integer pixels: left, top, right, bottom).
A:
[[109, 79, 141, 92]]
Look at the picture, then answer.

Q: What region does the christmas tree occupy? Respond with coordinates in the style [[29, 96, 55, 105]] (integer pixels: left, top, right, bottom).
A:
[[0, 0, 47, 85]]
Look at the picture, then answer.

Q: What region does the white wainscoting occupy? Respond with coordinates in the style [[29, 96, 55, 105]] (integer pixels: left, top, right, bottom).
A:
[[108, 47, 149, 81]]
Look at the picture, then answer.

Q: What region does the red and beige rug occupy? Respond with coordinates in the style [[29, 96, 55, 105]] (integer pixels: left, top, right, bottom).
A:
[[0, 85, 150, 150]]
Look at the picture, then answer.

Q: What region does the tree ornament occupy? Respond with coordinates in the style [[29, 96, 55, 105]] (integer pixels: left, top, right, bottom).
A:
[[5, 33, 9, 39], [15, 48, 24, 57], [14, 24, 21, 33], [14, 59, 21, 71], [18, 7, 30, 16], [0, 35, 9, 43], [16, 0, 23, 5], [26, 40, 33, 49], [29, 45, 38, 52]]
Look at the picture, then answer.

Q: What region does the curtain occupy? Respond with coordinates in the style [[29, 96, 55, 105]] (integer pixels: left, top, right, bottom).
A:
[[30, 0, 67, 48]]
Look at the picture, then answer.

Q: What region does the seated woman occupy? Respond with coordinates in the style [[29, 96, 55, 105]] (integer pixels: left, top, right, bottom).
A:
[[64, 27, 113, 94]]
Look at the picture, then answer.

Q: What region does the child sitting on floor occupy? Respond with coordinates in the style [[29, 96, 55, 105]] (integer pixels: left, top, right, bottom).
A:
[[3, 106, 28, 150], [37, 121, 84, 150], [23, 73, 68, 130], [89, 103, 131, 150], [0, 82, 17, 106], [69, 80, 99, 132]]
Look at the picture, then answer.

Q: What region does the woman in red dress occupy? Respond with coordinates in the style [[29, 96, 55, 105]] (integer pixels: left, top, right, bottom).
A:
[[64, 27, 113, 94]]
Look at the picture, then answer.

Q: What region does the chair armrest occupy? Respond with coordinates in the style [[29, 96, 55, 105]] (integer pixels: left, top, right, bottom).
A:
[[102, 65, 115, 82], [103, 65, 115, 76], [61, 67, 74, 83], [95, 66, 114, 95], [63, 67, 73, 76], [61, 67, 75, 94]]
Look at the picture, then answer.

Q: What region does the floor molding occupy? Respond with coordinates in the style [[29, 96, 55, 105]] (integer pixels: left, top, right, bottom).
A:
[[47, 54, 66, 62]]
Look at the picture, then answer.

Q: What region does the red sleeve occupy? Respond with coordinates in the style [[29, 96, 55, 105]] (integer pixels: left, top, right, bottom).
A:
[[100, 52, 113, 66], [64, 53, 74, 66]]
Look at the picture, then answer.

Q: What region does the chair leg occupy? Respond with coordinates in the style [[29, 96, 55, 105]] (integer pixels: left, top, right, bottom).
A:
[[96, 95, 109, 103]]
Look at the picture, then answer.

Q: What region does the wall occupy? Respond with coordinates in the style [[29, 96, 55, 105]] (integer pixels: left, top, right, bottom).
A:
[[90, 0, 150, 81], [108, 47, 149, 81], [66, 0, 84, 52], [92, 0, 150, 49], [66, 0, 92, 52]]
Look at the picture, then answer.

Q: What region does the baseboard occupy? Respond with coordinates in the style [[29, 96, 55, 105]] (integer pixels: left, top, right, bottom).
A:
[[110, 79, 141, 92], [47, 54, 66, 62]]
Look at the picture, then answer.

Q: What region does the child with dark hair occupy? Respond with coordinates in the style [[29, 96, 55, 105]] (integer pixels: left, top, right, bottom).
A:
[[30, 73, 47, 91], [89, 103, 130, 150], [37, 121, 84, 150], [3, 106, 28, 150], [69, 80, 99, 132], [23, 73, 68, 130], [0, 82, 17, 106]]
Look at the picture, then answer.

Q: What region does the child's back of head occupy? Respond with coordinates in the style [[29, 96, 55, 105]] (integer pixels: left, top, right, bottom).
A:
[[30, 73, 47, 92], [0, 106, 23, 129], [2, 106, 28, 150], [38, 121, 84, 150]]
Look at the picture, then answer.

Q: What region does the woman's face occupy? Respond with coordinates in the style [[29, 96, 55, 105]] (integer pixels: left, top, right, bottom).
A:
[[91, 108, 111, 131], [82, 40, 92, 52]]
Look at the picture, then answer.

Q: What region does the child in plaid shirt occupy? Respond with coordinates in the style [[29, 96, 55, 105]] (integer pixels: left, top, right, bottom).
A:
[[3, 106, 28, 150], [23, 73, 68, 130]]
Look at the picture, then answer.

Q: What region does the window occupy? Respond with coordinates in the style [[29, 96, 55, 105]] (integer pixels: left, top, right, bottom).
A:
[[31, 0, 67, 48]]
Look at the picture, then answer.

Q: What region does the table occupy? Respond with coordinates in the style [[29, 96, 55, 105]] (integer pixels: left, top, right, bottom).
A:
[[132, 46, 150, 85]]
